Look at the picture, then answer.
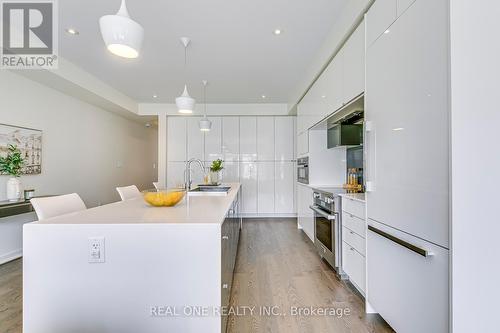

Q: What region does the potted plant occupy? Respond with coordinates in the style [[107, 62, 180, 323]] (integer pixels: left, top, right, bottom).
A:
[[0, 145, 24, 201], [209, 159, 224, 185]]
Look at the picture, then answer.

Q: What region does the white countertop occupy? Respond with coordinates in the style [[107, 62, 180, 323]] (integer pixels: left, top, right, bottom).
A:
[[34, 183, 240, 225], [339, 192, 366, 203]]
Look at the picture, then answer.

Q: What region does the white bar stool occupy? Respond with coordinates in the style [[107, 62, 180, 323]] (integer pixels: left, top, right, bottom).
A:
[[30, 193, 87, 221], [116, 185, 141, 201]]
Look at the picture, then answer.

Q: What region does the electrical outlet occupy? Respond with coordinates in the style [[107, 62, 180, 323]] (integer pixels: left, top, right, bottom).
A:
[[88, 237, 105, 263]]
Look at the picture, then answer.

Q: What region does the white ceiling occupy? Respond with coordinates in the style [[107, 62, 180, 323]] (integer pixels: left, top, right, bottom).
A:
[[59, 0, 348, 104]]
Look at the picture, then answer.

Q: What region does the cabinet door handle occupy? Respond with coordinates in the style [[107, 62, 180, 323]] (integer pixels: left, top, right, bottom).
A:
[[368, 225, 434, 257], [222, 235, 229, 240]]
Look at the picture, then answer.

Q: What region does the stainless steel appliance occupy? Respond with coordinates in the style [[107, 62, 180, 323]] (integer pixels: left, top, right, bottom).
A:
[[297, 157, 309, 184], [310, 188, 345, 278]]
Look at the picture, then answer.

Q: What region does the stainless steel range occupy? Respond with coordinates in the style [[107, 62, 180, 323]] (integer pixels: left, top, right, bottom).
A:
[[310, 188, 346, 278]]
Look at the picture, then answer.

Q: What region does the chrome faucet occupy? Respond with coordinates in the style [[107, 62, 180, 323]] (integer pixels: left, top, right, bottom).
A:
[[184, 158, 206, 190]]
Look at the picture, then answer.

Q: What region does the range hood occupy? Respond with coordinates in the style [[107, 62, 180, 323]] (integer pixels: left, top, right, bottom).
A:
[[327, 108, 364, 149]]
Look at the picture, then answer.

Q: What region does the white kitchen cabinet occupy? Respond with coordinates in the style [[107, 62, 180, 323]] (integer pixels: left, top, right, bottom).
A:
[[297, 184, 314, 241], [366, 0, 397, 47], [367, 220, 449, 333], [342, 20, 365, 104], [239, 162, 257, 214], [222, 161, 239, 183], [257, 117, 275, 161], [366, 0, 449, 247], [257, 162, 274, 214], [240, 117, 257, 162], [204, 117, 222, 162], [187, 117, 204, 161], [296, 131, 309, 157], [319, 51, 343, 118], [275, 162, 294, 214], [274, 117, 294, 161], [397, 0, 416, 16], [167, 117, 186, 161], [222, 117, 239, 162], [342, 242, 365, 293], [166, 162, 185, 188]]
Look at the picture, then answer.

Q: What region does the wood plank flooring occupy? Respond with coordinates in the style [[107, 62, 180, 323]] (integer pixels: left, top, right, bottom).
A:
[[227, 218, 393, 333], [0, 218, 393, 333], [0, 258, 22, 333]]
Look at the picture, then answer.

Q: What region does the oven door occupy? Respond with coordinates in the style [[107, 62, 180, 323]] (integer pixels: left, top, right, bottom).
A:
[[310, 205, 337, 267], [297, 165, 309, 184]]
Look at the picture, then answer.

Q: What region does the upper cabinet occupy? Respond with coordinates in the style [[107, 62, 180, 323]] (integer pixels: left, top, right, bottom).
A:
[[187, 117, 204, 161], [257, 117, 275, 161], [274, 117, 295, 161], [366, 0, 397, 47], [397, 0, 416, 16], [204, 117, 222, 162], [167, 117, 187, 161], [297, 19, 366, 133], [343, 20, 365, 104], [222, 117, 239, 162]]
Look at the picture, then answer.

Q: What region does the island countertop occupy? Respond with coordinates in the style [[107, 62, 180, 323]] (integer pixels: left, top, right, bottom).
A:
[[34, 183, 241, 225]]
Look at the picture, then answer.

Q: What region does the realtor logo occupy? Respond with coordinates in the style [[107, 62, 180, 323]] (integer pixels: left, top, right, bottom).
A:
[[1, 0, 58, 69]]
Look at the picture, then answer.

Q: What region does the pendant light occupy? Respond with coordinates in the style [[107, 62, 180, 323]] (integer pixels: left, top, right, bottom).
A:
[[199, 80, 212, 131], [99, 0, 144, 59], [176, 37, 196, 114]]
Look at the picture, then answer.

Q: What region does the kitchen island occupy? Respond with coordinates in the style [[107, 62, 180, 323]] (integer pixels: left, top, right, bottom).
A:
[[23, 183, 241, 333]]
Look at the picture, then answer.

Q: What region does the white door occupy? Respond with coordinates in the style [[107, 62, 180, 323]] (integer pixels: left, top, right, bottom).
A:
[[222, 117, 239, 162], [342, 20, 365, 104], [257, 161, 274, 214], [167, 117, 186, 161], [275, 161, 294, 214], [366, 0, 397, 47], [222, 161, 239, 183], [239, 117, 257, 162], [274, 117, 294, 161], [239, 162, 257, 214], [204, 117, 222, 162], [187, 117, 204, 161], [256, 117, 274, 161]]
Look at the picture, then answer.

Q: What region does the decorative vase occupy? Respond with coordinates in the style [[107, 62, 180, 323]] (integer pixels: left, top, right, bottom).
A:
[[6, 177, 22, 201], [209, 171, 220, 185]]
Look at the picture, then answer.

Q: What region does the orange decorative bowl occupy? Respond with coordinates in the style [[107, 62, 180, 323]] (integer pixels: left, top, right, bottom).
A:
[[143, 189, 185, 207]]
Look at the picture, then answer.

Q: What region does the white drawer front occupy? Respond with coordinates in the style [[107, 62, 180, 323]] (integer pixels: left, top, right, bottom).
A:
[[367, 220, 449, 333], [342, 241, 365, 293], [342, 198, 365, 219], [342, 211, 365, 237], [342, 226, 365, 256]]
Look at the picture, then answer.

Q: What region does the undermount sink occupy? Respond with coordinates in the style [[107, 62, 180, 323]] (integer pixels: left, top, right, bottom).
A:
[[188, 186, 231, 196]]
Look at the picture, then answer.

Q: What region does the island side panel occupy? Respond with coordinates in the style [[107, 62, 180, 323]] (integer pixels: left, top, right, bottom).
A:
[[23, 223, 222, 333]]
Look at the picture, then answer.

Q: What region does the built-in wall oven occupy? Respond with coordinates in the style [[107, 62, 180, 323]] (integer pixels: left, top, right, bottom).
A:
[[310, 189, 345, 278], [297, 157, 309, 184]]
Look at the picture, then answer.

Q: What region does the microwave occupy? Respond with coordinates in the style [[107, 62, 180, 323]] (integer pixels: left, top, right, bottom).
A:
[[297, 157, 309, 184]]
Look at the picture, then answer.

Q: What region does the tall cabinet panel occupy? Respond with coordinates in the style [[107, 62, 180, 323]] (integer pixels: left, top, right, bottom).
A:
[[222, 161, 239, 183], [240, 162, 257, 214], [222, 117, 239, 162], [239, 117, 257, 162], [256, 117, 275, 161], [186, 117, 204, 161], [366, 0, 397, 47], [167, 117, 187, 161], [166, 162, 185, 188], [204, 117, 222, 162], [274, 117, 295, 161], [257, 162, 275, 214], [275, 162, 295, 214]]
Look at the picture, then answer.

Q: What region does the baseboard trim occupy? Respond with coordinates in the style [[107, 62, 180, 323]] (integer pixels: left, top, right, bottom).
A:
[[0, 249, 22, 265]]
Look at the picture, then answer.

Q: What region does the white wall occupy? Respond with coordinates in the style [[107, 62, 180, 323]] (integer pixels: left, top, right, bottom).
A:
[[0, 71, 157, 264], [450, 1, 500, 331]]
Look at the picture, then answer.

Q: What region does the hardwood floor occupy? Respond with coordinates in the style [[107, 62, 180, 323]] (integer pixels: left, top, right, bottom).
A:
[[0, 218, 393, 333], [227, 218, 393, 333], [0, 258, 22, 333]]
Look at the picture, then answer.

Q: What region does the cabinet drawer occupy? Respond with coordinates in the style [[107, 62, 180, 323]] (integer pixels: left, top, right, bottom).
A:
[[342, 198, 365, 219], [342, 241, 366, 293], [342, 211, 365, 236], [342, 226, 365, 256]]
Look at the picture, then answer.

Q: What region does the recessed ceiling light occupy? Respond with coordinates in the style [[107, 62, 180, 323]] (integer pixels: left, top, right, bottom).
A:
[[261, 95, 267, 99], [321, 95, 326, 99], [152, 94, 158, 98], [65, 28, 79, 35], [273, 29, 282, 35]]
